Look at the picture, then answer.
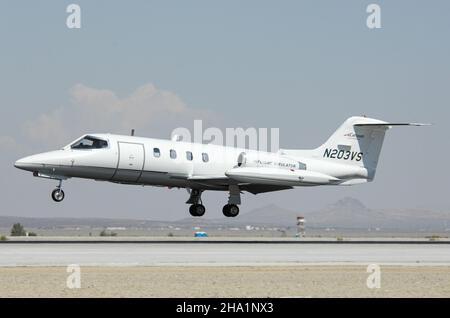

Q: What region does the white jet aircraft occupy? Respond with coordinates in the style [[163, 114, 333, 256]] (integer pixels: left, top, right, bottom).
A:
[[14, 116, 427, 217]]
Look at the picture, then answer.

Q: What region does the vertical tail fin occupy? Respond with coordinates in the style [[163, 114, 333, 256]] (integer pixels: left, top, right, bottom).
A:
[[316, 116, 428, 179], [317, 116, 388, 179], [281, 116, 429, 181]]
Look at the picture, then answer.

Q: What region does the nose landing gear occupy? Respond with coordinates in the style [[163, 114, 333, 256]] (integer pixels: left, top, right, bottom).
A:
[[51, 180, 65, 202]]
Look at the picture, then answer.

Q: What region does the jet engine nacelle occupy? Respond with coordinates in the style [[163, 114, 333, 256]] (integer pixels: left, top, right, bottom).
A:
[[237, 152, 302, 170], [226, 167, 340, 186]]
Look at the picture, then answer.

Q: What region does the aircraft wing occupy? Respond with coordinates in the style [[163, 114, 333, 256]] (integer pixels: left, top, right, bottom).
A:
[[240, 184, 293, 194], [187, 175, 235, 189], [187, 175, 293, 194], [188, 175, 230, 183]]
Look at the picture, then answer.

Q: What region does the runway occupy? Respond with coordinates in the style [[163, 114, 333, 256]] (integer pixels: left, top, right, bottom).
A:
[[1, 242, 449, 266]]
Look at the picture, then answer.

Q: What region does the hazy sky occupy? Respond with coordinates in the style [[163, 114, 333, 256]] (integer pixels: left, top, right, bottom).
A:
[[0, 1, 449, 220]]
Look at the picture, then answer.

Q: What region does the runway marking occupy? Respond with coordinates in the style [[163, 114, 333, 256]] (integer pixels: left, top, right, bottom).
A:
[[1, 242, 450, 267], [1, 262, 450, 268], [2, 240, 450, 244]]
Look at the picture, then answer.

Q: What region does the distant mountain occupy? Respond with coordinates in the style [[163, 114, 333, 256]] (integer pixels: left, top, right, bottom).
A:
[[303, 197, 387, 229], [0, 216, 157, 229], [173, 204, 300, 227], [1, 197, 449, 231], [201, 197, 450, 231], [305, 197, 450, 230], [232, 203, 300, 226]]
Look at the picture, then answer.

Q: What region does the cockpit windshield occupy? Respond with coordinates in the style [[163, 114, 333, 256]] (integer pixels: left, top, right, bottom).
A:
[[71, 136, 108, 149]]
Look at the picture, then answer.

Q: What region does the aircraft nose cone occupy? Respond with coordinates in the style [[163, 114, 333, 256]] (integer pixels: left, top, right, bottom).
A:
[[14, 160, 23, 168], [14, 156, 37, 171], [15, 151, 66, 173]]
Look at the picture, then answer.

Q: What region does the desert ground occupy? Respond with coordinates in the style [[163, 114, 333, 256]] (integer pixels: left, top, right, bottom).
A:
[[0, 265, 449, 298]]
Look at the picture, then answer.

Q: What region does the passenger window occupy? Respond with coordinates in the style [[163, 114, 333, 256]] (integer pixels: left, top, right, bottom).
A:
[[153, 148, 160, 158], [71, 136, 108, 149], [170, 149, 177, 159], [186, 151, 193, 161], [298, 162, 307, 170], [202, 153, 209, 163]]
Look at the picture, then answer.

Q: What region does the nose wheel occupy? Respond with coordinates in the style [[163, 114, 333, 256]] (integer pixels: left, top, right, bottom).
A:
[[51, 189, 65, 202], [51, 179, 65, 202]]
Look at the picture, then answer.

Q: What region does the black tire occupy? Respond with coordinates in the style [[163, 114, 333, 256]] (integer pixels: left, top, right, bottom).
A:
[[189, 204, 196, 216], [228, 204, 239, 217], [222, 204, 231, 217], [189, 204, 205, 217], [223, 204, 239, 217], [51, 189, 65, 202], [195, 204, 206, 217]]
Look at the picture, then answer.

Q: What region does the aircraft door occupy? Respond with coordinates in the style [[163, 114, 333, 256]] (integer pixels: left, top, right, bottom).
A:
[[113, 142, 145, 182]]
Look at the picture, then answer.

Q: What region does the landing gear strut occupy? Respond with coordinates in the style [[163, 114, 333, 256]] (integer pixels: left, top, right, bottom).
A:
[[51, 179, 65, 202], [222, 185, 241, 217], [185, 186, 242, 218], [186, 189, 205, 217]]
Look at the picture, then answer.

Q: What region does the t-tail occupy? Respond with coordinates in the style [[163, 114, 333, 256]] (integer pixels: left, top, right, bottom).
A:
[[281, 116, 429, 183]]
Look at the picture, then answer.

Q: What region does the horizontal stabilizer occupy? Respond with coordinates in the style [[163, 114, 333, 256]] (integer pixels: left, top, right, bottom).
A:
[[354, 122, 430, 127]]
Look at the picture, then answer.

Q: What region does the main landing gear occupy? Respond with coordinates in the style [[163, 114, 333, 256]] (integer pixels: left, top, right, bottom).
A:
[[222, 185, 241, 217], [186, 189, 205, 217], [222, 204, 239, 217], [51, 179, 65, 202], [186, 186, 241, 218], [189, 204, 206, 217]]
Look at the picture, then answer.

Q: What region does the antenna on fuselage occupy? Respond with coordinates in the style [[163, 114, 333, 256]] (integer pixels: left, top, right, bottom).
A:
[[131, 129, 135, 136]]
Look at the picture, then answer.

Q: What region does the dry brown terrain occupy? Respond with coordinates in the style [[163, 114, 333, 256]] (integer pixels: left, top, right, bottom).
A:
[[0, 266, 449, 298]]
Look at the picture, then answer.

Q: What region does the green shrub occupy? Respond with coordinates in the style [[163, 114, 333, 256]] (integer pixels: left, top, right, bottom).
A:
[[10, 223, 26, 236], [100, 229, 118, 237]]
